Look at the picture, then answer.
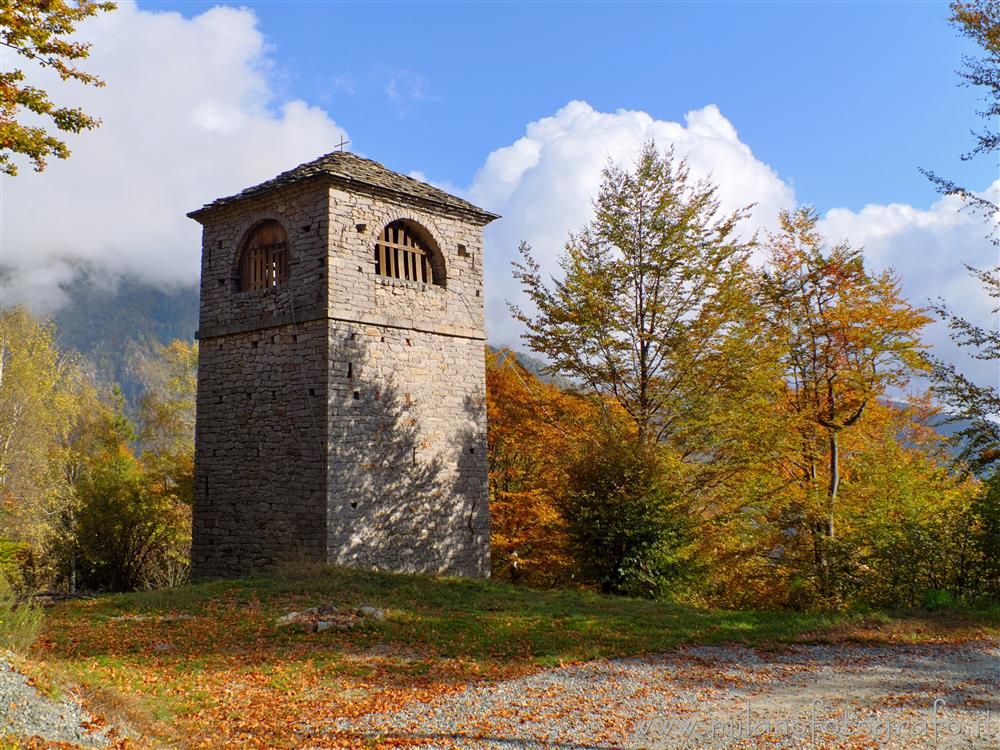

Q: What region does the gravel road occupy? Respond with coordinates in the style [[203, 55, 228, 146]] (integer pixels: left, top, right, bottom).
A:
[[323, 642, 1000, 749], [0, 657, 112, 747]]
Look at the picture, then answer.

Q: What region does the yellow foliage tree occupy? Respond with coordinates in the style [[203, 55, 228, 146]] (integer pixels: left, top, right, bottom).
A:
[[486, 349, 598, 586]]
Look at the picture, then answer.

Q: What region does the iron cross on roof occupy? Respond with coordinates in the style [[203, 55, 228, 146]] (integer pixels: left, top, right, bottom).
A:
[[335, 135, 350, 152]]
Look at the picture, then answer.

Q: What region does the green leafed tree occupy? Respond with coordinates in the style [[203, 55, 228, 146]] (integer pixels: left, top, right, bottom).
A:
[[511, 142, 766, 448], [0, 0, 115, 175]]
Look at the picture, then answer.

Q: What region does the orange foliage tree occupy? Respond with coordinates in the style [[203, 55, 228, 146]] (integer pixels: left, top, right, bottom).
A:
[[486, 348, 599, 586]]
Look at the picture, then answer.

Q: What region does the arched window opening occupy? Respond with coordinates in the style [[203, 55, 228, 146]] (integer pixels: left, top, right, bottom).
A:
[[374, 221, 441, 285], [239, 220, 288, 292]]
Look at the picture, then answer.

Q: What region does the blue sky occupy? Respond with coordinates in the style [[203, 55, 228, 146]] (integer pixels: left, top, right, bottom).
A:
[[140, 1, 986, 213], [6, 1, 996, 385]]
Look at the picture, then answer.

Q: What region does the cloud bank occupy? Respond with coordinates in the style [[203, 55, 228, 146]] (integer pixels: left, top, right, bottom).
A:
[[1, 1, 347, 311], [1, 4, 994, 389], [467, 100, 796, 340], [468, 101, 997, 389]]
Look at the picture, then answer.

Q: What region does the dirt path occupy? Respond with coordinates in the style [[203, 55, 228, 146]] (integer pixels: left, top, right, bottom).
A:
[[320, 641, 1000, 749]]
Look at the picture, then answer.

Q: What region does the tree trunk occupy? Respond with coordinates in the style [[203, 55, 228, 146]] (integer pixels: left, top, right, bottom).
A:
[[827, 430, 838, 540]]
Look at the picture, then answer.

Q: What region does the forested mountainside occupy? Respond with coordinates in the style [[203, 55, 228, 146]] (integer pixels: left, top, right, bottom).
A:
[[51, 275, 199, 405]]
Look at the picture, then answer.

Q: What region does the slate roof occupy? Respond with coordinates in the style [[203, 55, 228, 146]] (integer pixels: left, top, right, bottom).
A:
[[188, 151, 500, 223]]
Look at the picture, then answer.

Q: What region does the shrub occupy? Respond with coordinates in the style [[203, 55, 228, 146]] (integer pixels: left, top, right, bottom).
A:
[[970, 472, 1000, 600], [0, 541, 32, 595], [0, 572, 41, 653], [921, 588, 956, 611], [72, 447, 189, 592], [561, 430, 693, 598]]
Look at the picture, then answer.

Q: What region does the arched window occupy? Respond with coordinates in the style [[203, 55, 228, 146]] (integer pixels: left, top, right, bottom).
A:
[[239, 220, 288, 292], [374, 220, 442, 285]]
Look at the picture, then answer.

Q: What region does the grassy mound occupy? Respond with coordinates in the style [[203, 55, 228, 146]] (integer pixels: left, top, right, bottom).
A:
[[21, 566, 1000, 749]]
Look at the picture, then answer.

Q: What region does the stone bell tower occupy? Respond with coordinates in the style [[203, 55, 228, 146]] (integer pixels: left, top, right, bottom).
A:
[[188, 152, 499, 578]]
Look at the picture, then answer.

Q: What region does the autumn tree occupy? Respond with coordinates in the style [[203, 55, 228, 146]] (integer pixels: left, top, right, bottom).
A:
[[0, 0, 116, 175], [486, 348, 597, 585], [762, 207, 931, 598], [70, 396, 188, 592], [512, 142, 761, 447], [700, 398, 982, 610], [134, 340, 197, 505], [0, 307, 89, 550]]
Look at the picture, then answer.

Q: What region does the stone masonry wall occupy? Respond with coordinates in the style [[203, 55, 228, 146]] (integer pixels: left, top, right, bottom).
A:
[[326, 324, 489, 577], [191, 177, 491, 579], [192, 319, 328, 577], [198, 181, 330, 335], [192, 183, 331, 578], [322, 186, 490, 577]]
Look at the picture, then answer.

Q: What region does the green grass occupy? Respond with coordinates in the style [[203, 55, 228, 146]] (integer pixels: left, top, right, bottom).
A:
[[45, 564, 1000, 667], [25, 565, 1000, 749], [0, 573, 42, 654]]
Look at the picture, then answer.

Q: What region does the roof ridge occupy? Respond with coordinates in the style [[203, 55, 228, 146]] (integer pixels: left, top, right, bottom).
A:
[[188, 151, 500, 223]]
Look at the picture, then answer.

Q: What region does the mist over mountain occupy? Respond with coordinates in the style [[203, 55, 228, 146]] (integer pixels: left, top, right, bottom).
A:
[[48, 273, 199, 405]]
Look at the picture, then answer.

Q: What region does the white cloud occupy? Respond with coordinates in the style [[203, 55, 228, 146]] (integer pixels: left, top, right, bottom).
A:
[[466, 100, 997, 391], [467, 100, 795, 343], [385, 70, 428, 106], [1, 1, 347, 312], [820, 188, 1000, 390]]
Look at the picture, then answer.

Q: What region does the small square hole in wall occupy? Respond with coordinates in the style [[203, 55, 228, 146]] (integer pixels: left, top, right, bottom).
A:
[[218, 278, 226, 287], [309, 388, 316, 397], [356, 223, 367, 233], [380, 336, 385, 343], [251, 340, 258, 348], [217, 240, 223, 249], [457, 244, 469, 257], [350, 501, 358, 509], [469, 447, 476, 454], [405, 338, 411, 346], [301, 224, 312, 233], [347, 362, 353, 378], [476, 289, 481, 297], [353, 390, 361, 400]]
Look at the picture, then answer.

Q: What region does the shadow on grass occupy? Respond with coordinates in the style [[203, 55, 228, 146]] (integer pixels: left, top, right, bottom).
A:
[[37, 565, 1000, 672]]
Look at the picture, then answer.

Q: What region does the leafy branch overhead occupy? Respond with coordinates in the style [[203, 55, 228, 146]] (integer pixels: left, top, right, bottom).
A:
[[0, 0, 116, 176], [921, 1, 1000, 476], [920, 0, 1000, 232]]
